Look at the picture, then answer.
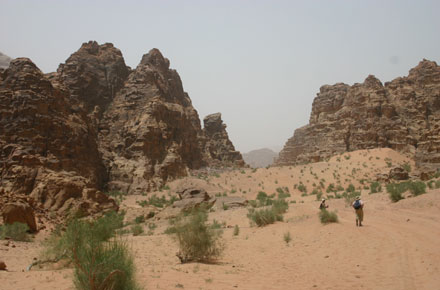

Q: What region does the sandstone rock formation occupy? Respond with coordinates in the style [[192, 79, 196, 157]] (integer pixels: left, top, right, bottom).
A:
[[243, 148, 278, 168], [0, 57, 117, 218], [2, 201, 37, 232], [1, 41, 243, 218], [276, 60, 440, 171], [99, 48, 207, 194], [202, 113, 245, 167], [0, 52, 11, 69]]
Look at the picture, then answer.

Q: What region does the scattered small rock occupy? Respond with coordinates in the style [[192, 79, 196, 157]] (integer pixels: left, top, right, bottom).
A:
[[0, 261, 7, 271]]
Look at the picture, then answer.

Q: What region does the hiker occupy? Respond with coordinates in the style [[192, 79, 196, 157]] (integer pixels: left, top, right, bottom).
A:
[[352, 196, 364, 226], [319, 198, 328, 210]]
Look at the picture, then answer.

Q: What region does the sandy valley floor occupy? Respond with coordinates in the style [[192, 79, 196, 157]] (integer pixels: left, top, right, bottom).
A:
[[1, 148, 440, 290]]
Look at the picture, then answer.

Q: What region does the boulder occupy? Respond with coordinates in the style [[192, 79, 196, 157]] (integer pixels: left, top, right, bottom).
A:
[[177, 187, 210, 200], [214, 196, 248, 209], [0, 260, 6, 271], [2, 201, 37, 232]]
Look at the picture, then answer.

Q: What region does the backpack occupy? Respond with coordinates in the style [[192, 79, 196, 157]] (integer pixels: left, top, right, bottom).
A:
[[353, 200, 361, 209]]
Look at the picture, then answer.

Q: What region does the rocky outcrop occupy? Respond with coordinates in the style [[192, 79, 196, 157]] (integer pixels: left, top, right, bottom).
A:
[[99, 48, 207, 194], [202, 113, 245, 167], [2, 201, 37, 232], [276, 60, 440, 171], [0, 57, 117, 217], [0, 52, 11, 69], [56, 41, 130, 115], [243, 148, 278, 168], [0, 41, 243, 218]]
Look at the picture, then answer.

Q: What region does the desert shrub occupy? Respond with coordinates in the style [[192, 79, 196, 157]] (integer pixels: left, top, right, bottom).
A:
[[233, 225, 240, 236], [247, 199, 288, 227], [283, 232, 292, 244], [0, 222, 30, 241], [131, 224, 144, 236], [402, 163, 411, 173], [326, 183, 335, 193], [247, 208, 281, 227], [174, 208, 224, 263], [73, 238, 139, 290], [387, 181, 427, 202], [92, 211, 125, 242], [346, 184, 355, 193], [297, 184, 307, 193], [276, 187, 291, 199], [134, 215, 145, 224], [319, 209, 338, 224], [427, 180, 435, 189], [436, 180, 440, 189], [44, 211, 124, 262], [272, 199, 288, 215], [408, 181, 426, 196], [137, 194, 178, 208], [386, 183, 405, 202], [370, 181, 382, 194]]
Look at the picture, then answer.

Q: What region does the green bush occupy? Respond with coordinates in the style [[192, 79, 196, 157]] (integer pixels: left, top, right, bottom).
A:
[[402, 163, 411, 173], [73, 239, 139, 290], [297, 184, 307, 193], [386, 183, 405, 202], [174, 208, 224, 263], [319, 209, 339, 224], [134, 215, 145, 224], [346, 184, 355, 193], [131, 224, 144, 236], [247, 208, 281, 227], [43, 211, 139, 290], [370, 181, 382, 194], [233, 225, 240, 236], [247, 199, 288, 227], [0, 222, 30, 241], [136, 194, 178, 208], [43, 211, 125, 263], [283, 232, 292, 244], [387, 181, 427, 202], [409, 181, 426, 196]]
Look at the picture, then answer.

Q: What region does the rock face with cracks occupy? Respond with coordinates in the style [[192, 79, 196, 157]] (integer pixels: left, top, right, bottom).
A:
[[276, 59, 440, 172], [0, 41, 243, 220]]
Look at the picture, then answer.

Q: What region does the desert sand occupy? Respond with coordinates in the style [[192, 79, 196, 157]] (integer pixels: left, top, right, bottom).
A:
[[1, 148, 439, 290]]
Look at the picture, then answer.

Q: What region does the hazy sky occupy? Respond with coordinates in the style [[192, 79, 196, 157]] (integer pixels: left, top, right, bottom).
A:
[[1, 0, 439, 153]]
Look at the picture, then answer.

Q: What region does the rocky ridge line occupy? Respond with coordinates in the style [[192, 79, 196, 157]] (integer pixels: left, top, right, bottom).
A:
[[276, 59, 440, 172]]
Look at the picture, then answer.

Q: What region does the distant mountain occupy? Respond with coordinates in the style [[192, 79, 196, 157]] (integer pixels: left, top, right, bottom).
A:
[[0, 51, 12, 69], [243, 148, 278, 168]]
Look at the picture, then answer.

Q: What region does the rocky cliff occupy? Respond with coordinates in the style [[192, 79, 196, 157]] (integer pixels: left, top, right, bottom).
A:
[[0, 58, 116, 218], [202, 113, 245, 167], [276, 59, 440, 171], [0, 41, 244, 218]]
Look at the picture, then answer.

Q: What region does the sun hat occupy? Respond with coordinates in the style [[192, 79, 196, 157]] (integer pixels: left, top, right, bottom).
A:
[[355, 196, 360, 200], [322, 198, 325, 201]]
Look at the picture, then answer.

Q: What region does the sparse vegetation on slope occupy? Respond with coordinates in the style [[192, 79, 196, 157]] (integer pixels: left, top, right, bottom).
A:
[[174, 208, 224, 263]]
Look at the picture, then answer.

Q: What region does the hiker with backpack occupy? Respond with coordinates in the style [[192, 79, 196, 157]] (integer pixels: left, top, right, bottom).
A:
[[352, 196, 364, 226], [319, 198, 329, 210]]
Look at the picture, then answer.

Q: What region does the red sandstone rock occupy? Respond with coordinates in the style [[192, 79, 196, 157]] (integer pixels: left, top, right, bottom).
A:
[[2, 201, 37, 232], [276, 60, 440, 171]]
